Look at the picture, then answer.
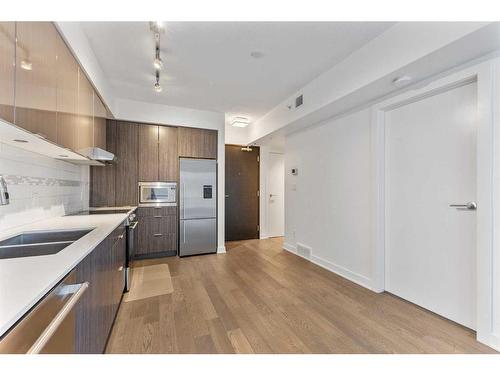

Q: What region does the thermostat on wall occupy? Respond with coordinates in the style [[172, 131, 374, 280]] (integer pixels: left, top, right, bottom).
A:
[[291, 168, 298, 175]]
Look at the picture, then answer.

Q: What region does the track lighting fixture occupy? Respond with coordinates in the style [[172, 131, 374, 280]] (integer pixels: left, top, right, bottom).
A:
[[151, 22, 165, 92], [154, 70, 162, 92]]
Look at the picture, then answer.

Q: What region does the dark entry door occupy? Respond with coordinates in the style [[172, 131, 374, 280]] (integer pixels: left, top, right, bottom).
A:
[[225, 145, 260, 241]]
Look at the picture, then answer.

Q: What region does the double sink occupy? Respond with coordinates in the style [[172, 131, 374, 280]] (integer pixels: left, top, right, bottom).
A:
[[0, 229, 94, 260]]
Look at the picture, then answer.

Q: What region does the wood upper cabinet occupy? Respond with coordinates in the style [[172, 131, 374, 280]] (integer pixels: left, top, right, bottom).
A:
[[0, 22, 15, 124], [138, 124, 178, 182], [138, 124, 159, 181], [93, 94, 107, 150], [15, 22, 58, 142], [55, 32, 79, 150], [178, 127, 217, 159], [159, 125, 178, 181], [76, 68, 94, 151], [90, 121, 116, 207], [115, 121, 138, 206]]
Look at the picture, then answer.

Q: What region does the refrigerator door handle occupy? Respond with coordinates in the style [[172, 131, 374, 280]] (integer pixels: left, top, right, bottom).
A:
[[183, 220, 186, 243], [181, 183, 186, 219]]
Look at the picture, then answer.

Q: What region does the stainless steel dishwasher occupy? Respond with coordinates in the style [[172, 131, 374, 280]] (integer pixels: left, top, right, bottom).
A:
[[0, 270, 88, 354]]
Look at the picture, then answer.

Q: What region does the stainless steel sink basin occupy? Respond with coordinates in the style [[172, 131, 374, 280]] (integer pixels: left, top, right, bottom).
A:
[[0, 242, 74, 259], [0, 228, 95, 259], [0, 229, 93, 247]]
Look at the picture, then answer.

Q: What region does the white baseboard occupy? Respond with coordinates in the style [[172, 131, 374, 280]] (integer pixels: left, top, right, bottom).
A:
[[477, 332, 500, 352], [282, 243, 374, 291], [217, 245, 226, 254]]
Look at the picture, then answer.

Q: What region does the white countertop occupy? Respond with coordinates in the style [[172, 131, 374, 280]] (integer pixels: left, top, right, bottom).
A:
[[0, 206, 137, 337]]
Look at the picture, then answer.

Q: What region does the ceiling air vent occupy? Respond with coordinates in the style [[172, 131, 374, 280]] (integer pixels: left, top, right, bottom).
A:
[[295, 94, 303, 108]]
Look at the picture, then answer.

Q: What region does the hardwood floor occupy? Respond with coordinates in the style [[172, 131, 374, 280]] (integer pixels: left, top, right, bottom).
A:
[[105, 237, 496, 354]]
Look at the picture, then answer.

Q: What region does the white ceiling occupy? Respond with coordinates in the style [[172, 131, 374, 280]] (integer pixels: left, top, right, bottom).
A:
[[81, 22, 394, 123]]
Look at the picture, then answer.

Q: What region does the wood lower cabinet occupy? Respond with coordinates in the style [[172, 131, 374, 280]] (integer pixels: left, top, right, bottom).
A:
[[136, 207, 177, 257], [115, 121, 138, 206], [178, 127, 217, 159], [15, 22, 58, 142], [74, 222, 125, 354], [0, 22, 15, 124]]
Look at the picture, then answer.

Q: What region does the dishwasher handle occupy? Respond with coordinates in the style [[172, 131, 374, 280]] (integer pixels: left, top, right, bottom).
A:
[[27, 282, 89, 354]]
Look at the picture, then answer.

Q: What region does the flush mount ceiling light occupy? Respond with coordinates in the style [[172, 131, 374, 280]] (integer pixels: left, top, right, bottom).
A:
[[392, 75, 412, 87], [231, 117, 250, 128], [20, 59, 32, 71], [250, 51, 264, 59]]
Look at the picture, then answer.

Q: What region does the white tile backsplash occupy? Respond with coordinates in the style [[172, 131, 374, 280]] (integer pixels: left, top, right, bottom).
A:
[[0, 142, 89, 232]]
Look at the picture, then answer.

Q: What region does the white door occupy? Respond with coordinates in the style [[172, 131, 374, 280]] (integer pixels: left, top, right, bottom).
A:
[[267, 152, 285, 237], [385, 81, 477, 329]]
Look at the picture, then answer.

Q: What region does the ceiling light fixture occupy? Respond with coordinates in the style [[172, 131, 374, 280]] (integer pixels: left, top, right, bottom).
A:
[[231, 117, 250, 128], [20, 59, 32, 71], [150, 21, 164, 33], [392, 75, 412, 87], [154, 70, 162, 93], [150, 22, 165, 92]]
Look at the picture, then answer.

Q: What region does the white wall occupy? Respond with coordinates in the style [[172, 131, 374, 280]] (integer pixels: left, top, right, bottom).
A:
[[284, 108, 373, 288], [0, 142, 89, 232], [225, 123, 249, 145], [249, 22, 495, 144]]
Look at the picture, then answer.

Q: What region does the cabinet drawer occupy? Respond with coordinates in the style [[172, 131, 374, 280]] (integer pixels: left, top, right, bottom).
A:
[[137, 206, 177, 217], [136, 215, 177, 255]]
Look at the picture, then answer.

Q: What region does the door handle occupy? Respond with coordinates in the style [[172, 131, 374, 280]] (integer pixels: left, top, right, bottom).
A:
[[449, 202, 477, 210]]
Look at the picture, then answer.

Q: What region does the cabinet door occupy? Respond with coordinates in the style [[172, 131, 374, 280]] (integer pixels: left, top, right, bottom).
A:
[[76, 68, 93, 151], [159, 125, 178, 181], [55, 32, 79, 150], [138, 124, 159, 181], [115, 121, 138, 205], [15, 22, 58, 142], [0, 22, 15, 123], [74, 240, 111, 354], [90, 120, 116, 207], [178, 127, 217, 159], [111, 229, 126, 317], [93, 94, 107, 150]]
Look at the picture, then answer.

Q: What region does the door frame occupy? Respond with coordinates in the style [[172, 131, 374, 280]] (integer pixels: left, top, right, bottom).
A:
[[371, 60, 497, 348], [266, 151, 285, 238]]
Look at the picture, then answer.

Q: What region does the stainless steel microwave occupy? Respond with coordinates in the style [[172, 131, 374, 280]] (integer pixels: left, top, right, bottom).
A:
[[138, 182, 177, 207]]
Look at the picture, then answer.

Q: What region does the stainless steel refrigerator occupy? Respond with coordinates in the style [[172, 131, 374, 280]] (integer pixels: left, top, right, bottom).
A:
[[179, 158, 217, 256]]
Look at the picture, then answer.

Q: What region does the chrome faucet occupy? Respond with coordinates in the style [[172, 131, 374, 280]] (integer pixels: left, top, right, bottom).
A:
[[0, 175, 9, 205]]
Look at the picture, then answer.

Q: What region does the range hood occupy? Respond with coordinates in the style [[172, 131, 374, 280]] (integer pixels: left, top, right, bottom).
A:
[[78, 147, 116, 163]]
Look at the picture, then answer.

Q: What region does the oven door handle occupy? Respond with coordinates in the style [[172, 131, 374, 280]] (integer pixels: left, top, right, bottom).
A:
[[27, 282, 89, 354]]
